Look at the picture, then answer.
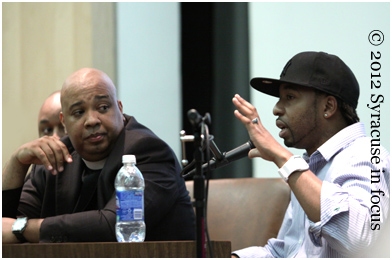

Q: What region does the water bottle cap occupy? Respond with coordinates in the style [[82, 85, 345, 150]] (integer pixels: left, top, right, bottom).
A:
[[122, 155, 136, 164]]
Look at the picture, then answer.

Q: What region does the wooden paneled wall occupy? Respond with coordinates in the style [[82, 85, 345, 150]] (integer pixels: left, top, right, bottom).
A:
[[2, 2, 116, 168]]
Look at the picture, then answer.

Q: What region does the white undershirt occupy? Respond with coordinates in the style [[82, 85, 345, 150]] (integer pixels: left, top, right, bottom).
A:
[[82, 158, 107, 170]]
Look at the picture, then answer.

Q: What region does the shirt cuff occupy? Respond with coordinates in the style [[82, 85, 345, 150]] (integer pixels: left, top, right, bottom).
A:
[[308, 181, 349, 245]]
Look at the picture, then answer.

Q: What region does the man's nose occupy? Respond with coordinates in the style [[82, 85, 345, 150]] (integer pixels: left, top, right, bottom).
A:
[[273, 100, 284, 116], [84, 111, 101, 128]]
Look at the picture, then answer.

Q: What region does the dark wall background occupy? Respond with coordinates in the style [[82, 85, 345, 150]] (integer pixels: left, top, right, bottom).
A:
[[181, 3, 252, 179]]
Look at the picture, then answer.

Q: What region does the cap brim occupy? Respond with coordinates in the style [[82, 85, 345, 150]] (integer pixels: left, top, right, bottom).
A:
[[250, 77, 312, 98], [250, 77, 283, 98]]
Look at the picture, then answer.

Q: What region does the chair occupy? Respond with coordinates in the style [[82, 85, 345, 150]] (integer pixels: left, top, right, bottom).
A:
[[185, 178, 291, 252]]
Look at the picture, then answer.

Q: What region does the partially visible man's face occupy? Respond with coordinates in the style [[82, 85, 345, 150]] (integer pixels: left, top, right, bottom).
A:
[[60, 68, 124, 162], [273, 84, 324, 154], [38, 92, 66, 139]]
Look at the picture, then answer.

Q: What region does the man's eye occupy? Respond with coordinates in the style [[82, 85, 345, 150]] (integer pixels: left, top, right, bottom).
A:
[[73, 110, 84, 116], [99, 105, 110, 112], [287, 95, 294, 100]]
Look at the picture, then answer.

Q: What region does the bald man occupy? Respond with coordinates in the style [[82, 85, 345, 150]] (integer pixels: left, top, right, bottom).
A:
[[38, 91, 65, 139], [3, 68, 195, 244]]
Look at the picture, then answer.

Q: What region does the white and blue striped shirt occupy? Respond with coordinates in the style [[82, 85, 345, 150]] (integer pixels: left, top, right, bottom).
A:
[[233, 122, 390, 258]]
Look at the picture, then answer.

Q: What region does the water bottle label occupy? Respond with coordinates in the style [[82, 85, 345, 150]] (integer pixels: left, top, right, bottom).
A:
[[116, 190, 144, 221]]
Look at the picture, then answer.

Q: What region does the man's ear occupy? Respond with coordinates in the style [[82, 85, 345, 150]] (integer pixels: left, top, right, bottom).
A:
[[117, 100, 126, 122], [60, 112, 67, 134], [323, 96, 338, 119], [117, 100, 123, 114]]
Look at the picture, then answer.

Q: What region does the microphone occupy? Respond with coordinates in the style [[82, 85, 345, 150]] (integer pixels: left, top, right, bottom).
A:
[[187, 109, 203, 127], [183, 140, 255, 179]]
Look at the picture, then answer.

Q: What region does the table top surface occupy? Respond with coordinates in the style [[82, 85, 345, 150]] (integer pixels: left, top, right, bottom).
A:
[[3, 240, 232, 258]]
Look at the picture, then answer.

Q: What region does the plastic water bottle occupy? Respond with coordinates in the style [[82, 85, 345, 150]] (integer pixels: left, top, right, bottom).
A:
[[115, 155, 146, 242]]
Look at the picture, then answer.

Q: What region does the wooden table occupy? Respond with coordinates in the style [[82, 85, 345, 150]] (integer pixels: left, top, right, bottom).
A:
[[2, 240, 231, 258]]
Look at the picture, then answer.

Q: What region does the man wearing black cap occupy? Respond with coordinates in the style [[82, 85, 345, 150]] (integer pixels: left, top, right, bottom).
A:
[[231, 52, 389, 257]]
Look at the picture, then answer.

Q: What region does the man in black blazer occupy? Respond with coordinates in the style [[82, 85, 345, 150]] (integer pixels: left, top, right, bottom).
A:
[[3, 68, 195, 243]]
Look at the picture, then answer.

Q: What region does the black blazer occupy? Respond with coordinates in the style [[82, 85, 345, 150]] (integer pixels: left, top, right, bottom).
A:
[[3, 115, 195, 242]]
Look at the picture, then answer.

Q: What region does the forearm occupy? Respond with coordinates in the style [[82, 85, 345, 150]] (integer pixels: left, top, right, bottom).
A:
[[24, 218, 44, 243], [40, 209, 116, 243], [2, 154, 30, 190], [3, 136, 73, 191], [288, 170, 322, 222]]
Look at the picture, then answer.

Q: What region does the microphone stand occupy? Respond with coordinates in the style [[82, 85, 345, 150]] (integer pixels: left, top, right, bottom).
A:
[[187, 109, 211, 258], [180, 112, 255, 257]]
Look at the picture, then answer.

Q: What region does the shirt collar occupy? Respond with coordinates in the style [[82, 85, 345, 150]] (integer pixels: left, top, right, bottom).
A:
[[82, 158, 107, 170], [304, 122, 366, 162]]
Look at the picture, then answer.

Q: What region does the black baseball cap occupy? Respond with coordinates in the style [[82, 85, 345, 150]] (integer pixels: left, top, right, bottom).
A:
[[250, 51, 360, 108]]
